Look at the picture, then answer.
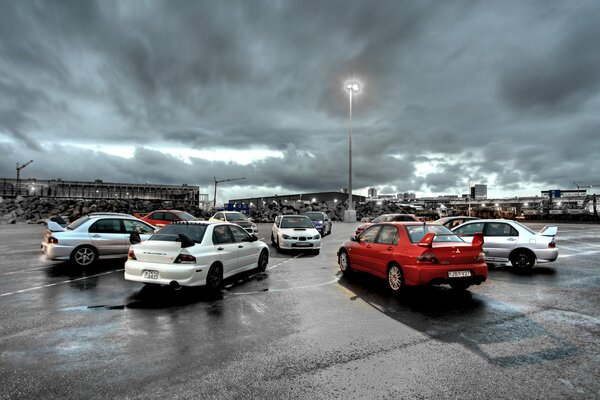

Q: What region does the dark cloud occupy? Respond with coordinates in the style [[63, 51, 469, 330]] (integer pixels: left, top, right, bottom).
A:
[[1, 0, 599, 201]]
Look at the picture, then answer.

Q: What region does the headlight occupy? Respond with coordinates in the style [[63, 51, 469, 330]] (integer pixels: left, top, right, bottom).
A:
[[313, 234, 320, 240], [282, 234, 291, 239]]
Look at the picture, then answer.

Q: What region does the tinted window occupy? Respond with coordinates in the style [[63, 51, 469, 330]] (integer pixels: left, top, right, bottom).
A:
[[391, 215, 416, 221], [174, 211, 198, 221], [150, 224, 207, 243], [405, 225, 463, 243], [213, 225, 234, 244], [485, 223, 518, 237], [359, 226, 380, 243], [304, 212, 324, 221], [123, 220, 155, 234], [225, 212, 247, 222], [150, 212, 164, 220], [67, 215, 91, 230], [214, 213, 223, 220], [89, 219, 122, 234], [229, 225, 251, 242], [163, 212, 177, 221], [454, 222, 485, 236], [376, 225, 398, 245]]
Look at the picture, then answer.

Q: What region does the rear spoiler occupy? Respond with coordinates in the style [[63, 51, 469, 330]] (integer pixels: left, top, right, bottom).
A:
[[539, 226, 558, 237], [43, 220, 65, 232]]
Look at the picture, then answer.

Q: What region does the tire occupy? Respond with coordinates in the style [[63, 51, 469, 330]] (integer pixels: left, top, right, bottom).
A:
[[257, 250, 269, 272], [70, 245, 97, 267], [387, 264, 404, 292], [271, 233, 276, 245], [313, 249, 320, 255], [276, 238, 281, 253], [338, 250, 352, 275], [510, 250, 535, 269], [206, 263, 223, 291], [450, 281, 470, 291]]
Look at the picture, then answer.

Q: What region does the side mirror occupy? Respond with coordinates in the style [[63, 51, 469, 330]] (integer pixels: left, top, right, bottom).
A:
[[129, 231, 141, 244], [350, 235, 359, 242], [418, 232, 435, 248], [242, 235, 258, 242]]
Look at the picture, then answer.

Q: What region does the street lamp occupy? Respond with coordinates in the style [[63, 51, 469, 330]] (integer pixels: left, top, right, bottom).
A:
[[344, 81, 360, 222]]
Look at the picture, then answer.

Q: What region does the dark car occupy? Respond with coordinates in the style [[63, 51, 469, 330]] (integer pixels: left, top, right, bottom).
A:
[[303, 211, 332, 236]]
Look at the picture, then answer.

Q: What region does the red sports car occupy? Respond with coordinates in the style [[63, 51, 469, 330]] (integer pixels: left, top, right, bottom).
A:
[[338, 222, 487, 292], [134, 210, 199, 228]]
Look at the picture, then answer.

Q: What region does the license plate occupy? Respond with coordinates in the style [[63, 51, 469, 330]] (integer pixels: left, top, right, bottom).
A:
[[448, 270, 471, 278], [294, 242, 311, 247], [142, 270, 159, 279]]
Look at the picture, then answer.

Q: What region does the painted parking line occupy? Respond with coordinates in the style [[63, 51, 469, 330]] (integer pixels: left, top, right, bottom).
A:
[[0, 270, 123, 297], [558, 250, 600, 258]]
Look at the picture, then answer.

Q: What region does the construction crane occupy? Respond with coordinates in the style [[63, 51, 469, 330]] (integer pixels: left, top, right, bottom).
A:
[[213, 177, 246, 208], [16, 160, 34, 196]]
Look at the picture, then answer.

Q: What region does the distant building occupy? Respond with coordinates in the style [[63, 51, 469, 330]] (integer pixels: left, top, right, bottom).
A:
[[228, 191, 366, 209], [368, 188, 378, 198], [471, 184, 487, 200], [399, 192, 416, 201]]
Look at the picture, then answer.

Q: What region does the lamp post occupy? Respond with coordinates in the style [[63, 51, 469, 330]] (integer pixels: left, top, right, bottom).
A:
[[16, 160, 33, 197], [344, 81, 360, 222]]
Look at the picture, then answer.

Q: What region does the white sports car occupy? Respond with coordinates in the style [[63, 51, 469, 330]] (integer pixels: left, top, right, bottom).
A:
[[452, 219, 558, 269], [271, 215, 321, 254], [124, 221, 269, 290]]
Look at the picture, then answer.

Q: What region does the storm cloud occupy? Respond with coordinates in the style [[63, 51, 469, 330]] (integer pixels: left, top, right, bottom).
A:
[[1, 0, 598, 202]]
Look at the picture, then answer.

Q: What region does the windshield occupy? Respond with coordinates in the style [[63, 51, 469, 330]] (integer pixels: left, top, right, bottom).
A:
[[281, 216, 314, 229], [174, 211, 198, 221], [150, 224, 207, 243], [225, 212, 248, 222], [405, 225, 464, 243], [304, 213, 324, 221]]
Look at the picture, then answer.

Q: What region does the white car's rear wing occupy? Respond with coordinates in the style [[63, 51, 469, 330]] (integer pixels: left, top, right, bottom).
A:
[[539, 226, 558, 237]]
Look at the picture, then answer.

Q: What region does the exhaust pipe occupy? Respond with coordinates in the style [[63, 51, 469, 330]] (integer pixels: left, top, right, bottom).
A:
[[170, 281, 182, 291]]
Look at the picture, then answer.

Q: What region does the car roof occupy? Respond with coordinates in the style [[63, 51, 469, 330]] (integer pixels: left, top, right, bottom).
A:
[[87, 212, 137, 219], [151, 209, 184, 212]]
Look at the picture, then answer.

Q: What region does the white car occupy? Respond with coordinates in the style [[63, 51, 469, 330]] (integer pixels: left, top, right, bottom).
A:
[[271, 215, 321, 254], [452, 219, 558, 269], [209, 211, 258, 235], [124, 221, 269, 290]]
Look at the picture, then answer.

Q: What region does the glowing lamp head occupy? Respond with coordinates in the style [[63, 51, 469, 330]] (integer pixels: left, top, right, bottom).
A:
[[345, 81, 360, 92]]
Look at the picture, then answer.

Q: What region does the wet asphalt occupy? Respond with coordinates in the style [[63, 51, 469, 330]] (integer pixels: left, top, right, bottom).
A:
[[0, 222, 599, 399]]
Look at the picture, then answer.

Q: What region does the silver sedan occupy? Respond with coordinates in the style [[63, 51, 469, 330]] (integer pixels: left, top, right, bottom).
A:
[[452, 219, 558, 269]]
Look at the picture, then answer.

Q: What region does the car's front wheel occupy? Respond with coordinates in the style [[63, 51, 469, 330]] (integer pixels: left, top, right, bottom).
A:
[[510, 250, 535, 270], [338, 250, 352, 275], [387, 264, 404, 292], [257, 250, 269, 272], [70, 245, 97, 267]]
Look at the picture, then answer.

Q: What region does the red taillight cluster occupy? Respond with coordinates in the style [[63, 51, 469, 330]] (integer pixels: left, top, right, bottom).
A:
[[128, 248, 136, 260], [47, 237, 58, 244], [475, 252, 486, 262], [174, 254, 196, 264], [417, 253, 439, 264], [548, 241, 556, 248]]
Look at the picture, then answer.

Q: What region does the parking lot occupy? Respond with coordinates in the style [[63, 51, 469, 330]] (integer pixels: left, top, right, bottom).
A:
[[1, 221, 599, 399]]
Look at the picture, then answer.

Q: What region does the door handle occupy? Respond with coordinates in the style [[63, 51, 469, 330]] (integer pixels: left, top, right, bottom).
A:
[[507, 238, 516, 241], [366, 244, 372, 248], [217, 247, 224, 251], [387, 246, 393, 251], [238, 245, 244, 248], [91, 234, 101, 238]]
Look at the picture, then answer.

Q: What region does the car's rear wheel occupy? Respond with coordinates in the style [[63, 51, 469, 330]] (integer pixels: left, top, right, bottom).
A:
[[206, 263, 223, 291], [450, 281, 470, 291], [257, 250, 269, 272], [387, 264, 404, 292], [510, 250, 535, 270], [338, 250, 352, 275], [70, 245, 97, 267]]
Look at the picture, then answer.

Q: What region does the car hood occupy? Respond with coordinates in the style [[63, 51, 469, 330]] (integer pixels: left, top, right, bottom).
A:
[[279, 227, 319, 236]]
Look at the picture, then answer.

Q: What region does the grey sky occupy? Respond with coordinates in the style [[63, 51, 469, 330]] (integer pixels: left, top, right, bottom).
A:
[[1, 0, 599, 203]]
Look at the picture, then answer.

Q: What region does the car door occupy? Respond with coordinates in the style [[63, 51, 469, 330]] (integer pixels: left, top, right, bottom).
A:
[[350, 225, 381, 272], [483, 222, 519, 262], [368, 225, 399, 279], [212, 224, 239, 276], [229, 225, 259, 271], [88, 218, 127, 256]]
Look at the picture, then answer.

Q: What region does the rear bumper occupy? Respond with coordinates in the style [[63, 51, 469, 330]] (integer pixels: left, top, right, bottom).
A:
[[534, 248, 559, 263], [124, 260, 209, 287], [41, 242, 73, 261], [402, 262, 488, 286]]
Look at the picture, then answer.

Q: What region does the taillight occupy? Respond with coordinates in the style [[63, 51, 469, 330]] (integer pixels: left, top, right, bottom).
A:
[[174, 254, 196, 264], [47, 236, 58, 244], [128, 248, 136, 260], [548, 240, 556, 248], [475, 252, 486, 262], [417, 252, 439, 264]]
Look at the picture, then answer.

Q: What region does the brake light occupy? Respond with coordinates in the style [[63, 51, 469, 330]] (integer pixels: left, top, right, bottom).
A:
[[47, 237, 58, 244], [128, 248, 136, 260], [417, 252, 439, 264], [548, 240, 556, 248], [174, 254, 196, 264]]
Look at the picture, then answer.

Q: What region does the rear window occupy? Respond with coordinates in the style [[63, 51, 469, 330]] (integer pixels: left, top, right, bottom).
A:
[[66, 216, 91, 230], [150, 224, 207, 243], [174, 211, 198, 221], [405, 225, 464, 243]]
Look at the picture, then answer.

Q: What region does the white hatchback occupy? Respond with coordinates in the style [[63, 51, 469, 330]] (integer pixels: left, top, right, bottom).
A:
[[271, 215, 321, 254], [125, 221, 269, 290]]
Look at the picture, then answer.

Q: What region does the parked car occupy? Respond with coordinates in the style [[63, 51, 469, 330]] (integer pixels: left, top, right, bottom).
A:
[[355, 213, 418, 235], [451, 219, 558, 269], [303, 211, 332, 236], [135, 210, 200, 228], [41, 212, 156, 267], [124, 221, 269, 290], [209, 211, 258, 235], [434, 216, 480, 229], [271, 215, 321, 254], [338, 222, 487, 292]]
